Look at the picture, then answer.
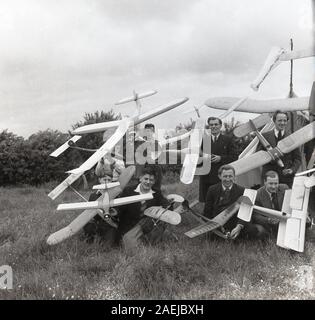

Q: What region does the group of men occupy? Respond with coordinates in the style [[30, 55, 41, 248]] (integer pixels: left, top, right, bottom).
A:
[[83, 110, 313, 251]]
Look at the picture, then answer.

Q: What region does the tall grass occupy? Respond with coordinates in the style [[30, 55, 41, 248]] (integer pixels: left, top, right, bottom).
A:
[[0, 184, 315, 300]]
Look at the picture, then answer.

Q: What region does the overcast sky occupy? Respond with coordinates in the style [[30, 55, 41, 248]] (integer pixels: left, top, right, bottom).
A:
[[0, 0, 314, 138]]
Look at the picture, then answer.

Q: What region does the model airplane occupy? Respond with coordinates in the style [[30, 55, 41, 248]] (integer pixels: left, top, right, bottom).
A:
[[184, 197, 243, 238], [48, 91, 189, 200], [151, 118, 211, 184], [233, 113, 285, 168], [185, 97, 248, 121], [251, 46, 315, 91], [115, 90, 157, 117], [47, 166, 145, 245], [238, 170, 314, 252], [230, 121, 315, 176], [204, 96, 309, 114]]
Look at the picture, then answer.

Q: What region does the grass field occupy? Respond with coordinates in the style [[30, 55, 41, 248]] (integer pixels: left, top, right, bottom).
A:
[[1, 179, 315, 300]]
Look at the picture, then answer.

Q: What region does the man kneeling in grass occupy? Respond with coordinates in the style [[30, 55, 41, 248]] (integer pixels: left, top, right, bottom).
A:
[[116, 166, 170, 253]]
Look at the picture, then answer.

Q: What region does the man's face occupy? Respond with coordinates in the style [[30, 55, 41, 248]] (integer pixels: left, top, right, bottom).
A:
[[274, 113, 288, 131], [208, 119, 222, 135], [219, 169, 235, 188], [99, 176, 112, 184], [144, 128, 154, 141], [265, 176, 279, 194], [140, 174, 156, 191]]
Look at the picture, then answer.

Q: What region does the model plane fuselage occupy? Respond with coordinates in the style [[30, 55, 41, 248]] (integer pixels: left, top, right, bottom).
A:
[[204, 96, 309, 114]]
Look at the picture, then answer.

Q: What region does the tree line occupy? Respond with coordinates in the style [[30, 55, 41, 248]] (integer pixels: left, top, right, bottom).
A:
[[0, 110, 251, 186]]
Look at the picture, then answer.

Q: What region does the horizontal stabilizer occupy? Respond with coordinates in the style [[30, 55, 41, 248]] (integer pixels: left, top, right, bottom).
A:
[[50, 135, 82, 157], [92, 182, 120, 190], [115, 90, 157, 105], [111, 194, 153, 207], [305, 175, 315, 188], [290, 176, 306, 210], [237, 189, 257, 222], [180, 154, 200, 184], [283, 217, 305, 252]]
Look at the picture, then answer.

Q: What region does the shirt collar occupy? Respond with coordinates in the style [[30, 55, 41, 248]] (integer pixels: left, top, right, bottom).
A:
[[274, 129, 284, 136], [222, 184, 232, 192], [265, 187, 276, 199], [212, 133, 220, 141], [134, 184, 155, 194]]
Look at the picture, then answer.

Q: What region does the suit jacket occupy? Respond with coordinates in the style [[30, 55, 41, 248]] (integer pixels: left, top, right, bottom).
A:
[[116, 185, 169, 237], [257, 130, 301, 186], [199, 133, 237, 201], [203, 182, 245, 231], [253, 184, 289, 226]]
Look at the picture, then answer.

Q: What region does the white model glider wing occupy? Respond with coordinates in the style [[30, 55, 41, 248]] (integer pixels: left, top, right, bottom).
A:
[[48, 119, 130, 200]]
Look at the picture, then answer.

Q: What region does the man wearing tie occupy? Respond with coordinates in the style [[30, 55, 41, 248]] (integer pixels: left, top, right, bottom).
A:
[[249, 171, 289, 239], [199, 117, 236, 202], [257, 110, 301, 188], [204, 165, 245, 239]]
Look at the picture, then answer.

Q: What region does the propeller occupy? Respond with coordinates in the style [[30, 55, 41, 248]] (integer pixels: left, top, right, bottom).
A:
[[231, 122, 315, 176]]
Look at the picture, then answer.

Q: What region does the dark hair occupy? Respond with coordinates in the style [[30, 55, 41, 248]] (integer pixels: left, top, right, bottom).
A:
[[272, 110, 289, 122], [141, 166, 157, 178], [144, 123, 155, 131], [218, 164, 235, 176], [264, 170, 279, 181], [207, 117, 222, 125]]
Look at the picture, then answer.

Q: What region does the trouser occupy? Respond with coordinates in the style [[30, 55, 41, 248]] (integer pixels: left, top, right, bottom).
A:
[[122, 217, 167, 253], [242, 222, 278, 240]]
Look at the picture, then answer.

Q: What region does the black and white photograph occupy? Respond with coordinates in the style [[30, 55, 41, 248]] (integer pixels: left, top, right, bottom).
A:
[[0, 0, 315, 303]]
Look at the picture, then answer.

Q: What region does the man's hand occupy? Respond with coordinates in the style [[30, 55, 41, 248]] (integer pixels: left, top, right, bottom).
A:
[[282, 168, 293, 175], [211, 154, 221, 163], [229, 224, 243, 240], [267, 217, 278, 225]]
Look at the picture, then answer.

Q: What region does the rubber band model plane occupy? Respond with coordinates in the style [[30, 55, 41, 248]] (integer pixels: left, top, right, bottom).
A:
[[48, 91, 189, 200], [229, 115, 315, 176], [237, 169, 315, 252], [47, 166, 183, 245]]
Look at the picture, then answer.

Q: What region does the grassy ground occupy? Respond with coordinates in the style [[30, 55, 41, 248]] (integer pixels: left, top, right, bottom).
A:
[[1, 179, 315, 300]]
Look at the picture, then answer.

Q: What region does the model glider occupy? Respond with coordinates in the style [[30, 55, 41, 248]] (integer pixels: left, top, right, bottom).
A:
[[251, 46, 315, 91], [204, 96, 309, 114], [238, 171, 313, 252], [48, 118, 131, 200], [47, 166, 152, 245], [230, 121, 315, 176], [184, 197, 243, 238]]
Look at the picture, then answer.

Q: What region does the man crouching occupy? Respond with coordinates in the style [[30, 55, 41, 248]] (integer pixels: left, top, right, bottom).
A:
[[116, 166, 169, 253]]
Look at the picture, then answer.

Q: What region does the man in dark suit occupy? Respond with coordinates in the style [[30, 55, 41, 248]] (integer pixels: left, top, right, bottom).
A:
[[116, 166, 169, 253], [257, 110, 301, 187], [248, 171, 289, 239], [134, 123, 163, 191], [199, 117, 236, 202], [204, 164, 245, 239]]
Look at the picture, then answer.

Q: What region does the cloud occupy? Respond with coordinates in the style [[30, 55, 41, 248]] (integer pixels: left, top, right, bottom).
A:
[[0, 0, 313, 137]]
